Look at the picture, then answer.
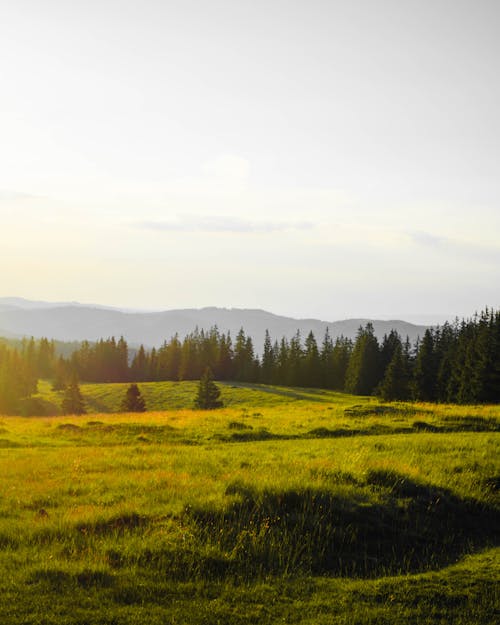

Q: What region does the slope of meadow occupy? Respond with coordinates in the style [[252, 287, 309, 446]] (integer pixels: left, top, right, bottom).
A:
[[0, 382, 498, 624]]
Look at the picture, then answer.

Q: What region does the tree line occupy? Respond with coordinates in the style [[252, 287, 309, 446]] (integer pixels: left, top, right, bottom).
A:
[[0, 308, 498, 413]]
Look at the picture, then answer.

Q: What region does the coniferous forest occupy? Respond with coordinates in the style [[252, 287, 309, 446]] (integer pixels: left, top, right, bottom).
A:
[[0, 308, 499, 414]]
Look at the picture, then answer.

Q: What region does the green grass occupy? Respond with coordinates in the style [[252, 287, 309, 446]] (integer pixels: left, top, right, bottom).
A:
[[32, 379, 365, 414], [0, 381, 498, 623]]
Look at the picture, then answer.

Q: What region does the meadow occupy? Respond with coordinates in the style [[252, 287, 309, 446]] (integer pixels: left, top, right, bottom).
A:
[[0, 382, 498, 624]]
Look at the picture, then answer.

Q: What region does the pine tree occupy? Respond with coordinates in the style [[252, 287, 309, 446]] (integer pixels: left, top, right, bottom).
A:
[[61, 378, 86, 415], [217, 333, 234, 380], [261, 330, 275, 384], [378, 343, 410, 401], [320, 328, 335, 388], [413, 329, 437, 401], [303, 331, 321, 387], [194, 367, 223, 409], [332, 336, 352, 390], [130, 345, 147, 382], [121, 383, 146, 412], [288, 331, 304, 386], [380, 330, 402, 379], [52, 356, 69, 391], [345, 323, 381, 395]]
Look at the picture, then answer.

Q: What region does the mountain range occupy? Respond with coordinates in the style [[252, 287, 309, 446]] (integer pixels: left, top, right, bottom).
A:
[[0, 298, 428, 349]]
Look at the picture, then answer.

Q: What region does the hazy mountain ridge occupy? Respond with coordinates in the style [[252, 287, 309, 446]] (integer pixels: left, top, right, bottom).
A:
[[0, 298, 428, 348]]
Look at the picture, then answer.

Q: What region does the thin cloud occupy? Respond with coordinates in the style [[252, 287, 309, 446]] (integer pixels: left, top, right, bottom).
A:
[[0, 189, 42, 202], [408, 230, 500, 263], [408, 230, 445, 248], [136, 215, 314, 234]]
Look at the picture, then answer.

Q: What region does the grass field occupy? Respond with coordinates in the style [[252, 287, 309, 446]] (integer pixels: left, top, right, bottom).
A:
[[0, 382, 499, 624]]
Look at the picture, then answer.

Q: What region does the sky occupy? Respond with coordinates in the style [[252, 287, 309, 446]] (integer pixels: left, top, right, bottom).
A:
[[1, 0, 499, 324]]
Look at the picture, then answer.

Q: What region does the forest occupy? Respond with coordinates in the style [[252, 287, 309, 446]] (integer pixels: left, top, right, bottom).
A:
[[1, 308, 499, 414]]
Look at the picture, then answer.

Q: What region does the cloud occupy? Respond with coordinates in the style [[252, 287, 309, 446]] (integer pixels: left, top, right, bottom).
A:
[[407, 230, 445, 248], [407, 230, 500, 264], [0, 189, 42, 202], [136, 214, 314, 234]]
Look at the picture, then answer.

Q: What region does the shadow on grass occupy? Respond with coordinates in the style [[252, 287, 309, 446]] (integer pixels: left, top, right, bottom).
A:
[[182, 472, 499, 580], [29, 567, 114, 590], [75, 512, 149, 536], [222, 382, 334, 403]]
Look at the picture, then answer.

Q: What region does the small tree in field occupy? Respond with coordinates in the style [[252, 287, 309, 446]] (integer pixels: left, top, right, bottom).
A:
[[121, 383, 146, 412], [61, 378, 86, 415], [194, 367, 223, 409]]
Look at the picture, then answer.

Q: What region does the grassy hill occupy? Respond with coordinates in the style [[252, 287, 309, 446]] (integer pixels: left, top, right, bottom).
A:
[[0, 381, 498, 624]]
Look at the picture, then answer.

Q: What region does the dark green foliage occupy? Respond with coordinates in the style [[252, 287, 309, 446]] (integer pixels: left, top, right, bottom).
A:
[[194, 367, 223, 409], [234, 329, 255, 382], [61, 379, 86, 415], [130, 345, 147, 382], [413, 310, 500, 404], [1, 308, 499, 407], [303, 330, 322, 387], [413, 329, 438, 401], [120, 383, 146, 412], [51, 355, 70, 391], [345, 323, 381, 395], [332, 336, 353, 390], [378, 343, 411, 401], [380, 330, 402, 378], [260, 330, 275, 384], [71, 336, 130, 383]]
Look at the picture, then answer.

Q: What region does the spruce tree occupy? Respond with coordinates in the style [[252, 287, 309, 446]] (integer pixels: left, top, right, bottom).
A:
[[61, 378, 86, 415], [303, 331, 321, 387], [345, 323, 381, 395], [121, 383, 146, 412], [413, 329, 437, 401], [130, 345, 147, 382], [320, 328, 335, 389], [332, 336, 352, 390], [194, 367, 223, 409], [261, 330, 275, 384], [378, 343, 410, 401]]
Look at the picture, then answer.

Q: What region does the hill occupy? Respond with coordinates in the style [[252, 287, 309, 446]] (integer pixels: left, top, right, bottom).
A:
[[0, 298, 428, 348], [0, 383, 498, 625]]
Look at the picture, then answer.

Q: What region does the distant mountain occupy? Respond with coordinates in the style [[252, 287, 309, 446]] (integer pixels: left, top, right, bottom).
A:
[[0, 298, 428, 349]]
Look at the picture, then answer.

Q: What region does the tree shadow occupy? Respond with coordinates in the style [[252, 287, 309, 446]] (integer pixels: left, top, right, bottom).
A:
[[186, 473, 499, 579]]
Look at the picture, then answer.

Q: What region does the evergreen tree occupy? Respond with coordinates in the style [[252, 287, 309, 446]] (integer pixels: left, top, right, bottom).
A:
[[261, 329, 275, 384], [345, 323, 381, 395], [61, 378, 86, 415], [288, 331, 304, 386], [148, 347, 159, 381], [37, 337, 55, 378], [320, 328, 335, 388], [303, 331, 321, 387], [434, 322, 457, 402], [116, 336, 129, 382], [331, 336, 352, 390], [413, 329, 437, 401], [194, 367, 223, 409], [121, 383, 146, 412], [52, 356, 70, 391], [379, 330, 402, 379], [130, 345, 147, 382], [179, 332, 201, 380], [378, 343, 410, 401], [234, 329, 254, 381], [217, 332, 234, 380]]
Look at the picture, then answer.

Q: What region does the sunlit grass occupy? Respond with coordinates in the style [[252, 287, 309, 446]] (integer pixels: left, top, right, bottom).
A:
[[0, 381, 498, 623]]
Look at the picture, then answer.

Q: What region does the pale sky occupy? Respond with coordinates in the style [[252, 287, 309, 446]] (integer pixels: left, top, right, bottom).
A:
[[1, 0, 499, 323]]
